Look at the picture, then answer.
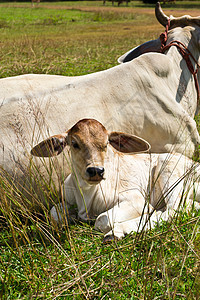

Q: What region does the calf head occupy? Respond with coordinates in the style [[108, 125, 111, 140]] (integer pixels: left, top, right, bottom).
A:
[[31, 119, 150, 184]]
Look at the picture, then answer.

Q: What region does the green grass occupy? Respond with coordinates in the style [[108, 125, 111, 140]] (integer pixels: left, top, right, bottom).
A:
[[0, 1, 200, 299], [1, 212, 199, 298], [0, 3, 159, 77], [0, 7, 93, 26]]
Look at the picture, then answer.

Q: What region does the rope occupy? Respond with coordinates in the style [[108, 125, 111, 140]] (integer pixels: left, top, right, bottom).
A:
[[160, 19, 200, 106], [160, 18, 171, 49]]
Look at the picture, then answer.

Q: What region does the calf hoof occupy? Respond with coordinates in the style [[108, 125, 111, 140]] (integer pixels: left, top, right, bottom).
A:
[[103, 234, 118, 244]]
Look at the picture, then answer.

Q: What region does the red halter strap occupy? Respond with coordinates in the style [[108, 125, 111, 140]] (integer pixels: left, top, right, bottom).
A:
[[160, 18, 171, 49], [160, 19, 200, 106]]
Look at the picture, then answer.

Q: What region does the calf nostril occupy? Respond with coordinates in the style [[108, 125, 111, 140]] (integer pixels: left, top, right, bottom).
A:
[[97, 167, 105, 177], [86, 167, 105, 178]]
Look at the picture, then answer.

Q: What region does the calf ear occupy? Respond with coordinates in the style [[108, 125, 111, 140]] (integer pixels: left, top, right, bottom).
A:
[[31, 133, 68, 157], [108, 132, 151, 154]]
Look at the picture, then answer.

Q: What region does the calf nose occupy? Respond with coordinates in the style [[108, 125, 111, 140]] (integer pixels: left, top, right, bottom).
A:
[[86, 167, 105, 178]]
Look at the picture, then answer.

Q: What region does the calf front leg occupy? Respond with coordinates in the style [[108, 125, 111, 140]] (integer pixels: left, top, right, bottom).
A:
[[95, 193, 163, 239], [50, 174, 77, 224]]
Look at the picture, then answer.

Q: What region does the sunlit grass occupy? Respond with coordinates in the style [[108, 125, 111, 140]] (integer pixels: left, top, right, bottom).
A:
[[0, 4, 160, 77]]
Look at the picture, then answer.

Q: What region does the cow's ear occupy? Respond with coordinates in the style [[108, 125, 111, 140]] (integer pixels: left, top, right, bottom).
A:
[[118, 38, 161, 63], [108, 132, 151, 154], [31, 133, 68, 157]]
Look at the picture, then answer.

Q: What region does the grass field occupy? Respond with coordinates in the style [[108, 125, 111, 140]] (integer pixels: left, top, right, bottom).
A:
[[0, 2, 161, 78], [0, 1, 200, 299]]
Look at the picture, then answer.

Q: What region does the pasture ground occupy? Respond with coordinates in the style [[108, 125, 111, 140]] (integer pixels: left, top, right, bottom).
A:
[[0, 1, 200, 299]]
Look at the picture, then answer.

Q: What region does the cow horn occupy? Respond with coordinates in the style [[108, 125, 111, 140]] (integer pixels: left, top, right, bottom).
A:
[[156, 2, 200, 27], [155, 2, 169, 27]]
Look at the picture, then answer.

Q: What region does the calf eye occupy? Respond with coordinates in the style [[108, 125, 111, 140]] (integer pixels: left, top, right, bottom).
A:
[[98, 144, 107, 151], [72, 140, 80, 150]]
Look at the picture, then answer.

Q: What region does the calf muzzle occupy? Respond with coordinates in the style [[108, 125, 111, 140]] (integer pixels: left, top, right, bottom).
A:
[[86, 167, 105, 181]]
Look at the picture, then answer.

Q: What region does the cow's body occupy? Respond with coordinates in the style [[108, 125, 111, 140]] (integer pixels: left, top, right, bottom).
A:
[[1, 4, 200, 204], [94, 152, 200, 239]]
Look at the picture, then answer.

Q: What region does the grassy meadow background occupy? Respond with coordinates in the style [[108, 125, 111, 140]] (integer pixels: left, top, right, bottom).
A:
[[0, 1, 200, 299]]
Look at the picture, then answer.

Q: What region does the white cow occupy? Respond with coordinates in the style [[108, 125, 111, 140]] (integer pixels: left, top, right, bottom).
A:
[[31, 119, 200, 242], [1, 4, 200, 205]]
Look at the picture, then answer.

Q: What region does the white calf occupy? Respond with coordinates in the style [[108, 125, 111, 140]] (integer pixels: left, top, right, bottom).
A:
[[31, 119, 200, 242]]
